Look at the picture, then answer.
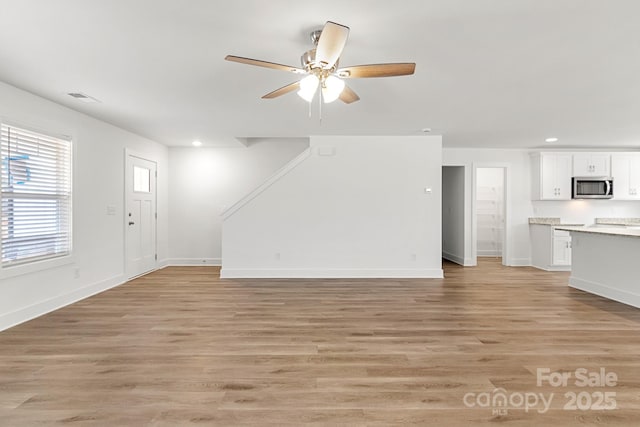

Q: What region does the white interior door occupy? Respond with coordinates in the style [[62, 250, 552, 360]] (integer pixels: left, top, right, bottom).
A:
[[125, 153, 157, 279]]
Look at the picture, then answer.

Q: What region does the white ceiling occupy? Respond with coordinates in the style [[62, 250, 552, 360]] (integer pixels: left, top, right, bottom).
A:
[[1, 0, 640, 148]]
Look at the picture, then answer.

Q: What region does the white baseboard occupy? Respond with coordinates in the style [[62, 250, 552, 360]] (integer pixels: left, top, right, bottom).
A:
[[478, 250, 502, 257], [530, 262, 570, 271], [569, 276, 640, 309], [442, 251, 464, 266], [220, 268, 444, 279], [165, 258, 221, 266], [0, 274, 125, 332], [509, 257, 532, 267]]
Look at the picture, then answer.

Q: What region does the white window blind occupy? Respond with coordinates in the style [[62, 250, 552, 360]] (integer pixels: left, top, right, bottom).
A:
[[1, 124, 72, 266]]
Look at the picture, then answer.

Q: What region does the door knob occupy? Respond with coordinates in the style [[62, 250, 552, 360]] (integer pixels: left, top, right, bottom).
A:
[[128, 221, 135, 226]]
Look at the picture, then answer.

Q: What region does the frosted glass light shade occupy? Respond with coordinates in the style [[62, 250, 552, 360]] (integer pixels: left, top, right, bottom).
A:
[[297, 75, 319, 102], [322, 75, 345, 103]]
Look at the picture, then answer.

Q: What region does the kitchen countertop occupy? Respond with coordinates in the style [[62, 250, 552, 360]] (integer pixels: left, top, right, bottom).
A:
[[529, 217, 561, 225], [555, 225, 640, 238], [595, 218, 640, 226], [528, 218, 584, 227]]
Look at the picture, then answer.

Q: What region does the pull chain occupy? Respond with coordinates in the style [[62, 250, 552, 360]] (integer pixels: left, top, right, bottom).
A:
[[319, 88, 322, 125]]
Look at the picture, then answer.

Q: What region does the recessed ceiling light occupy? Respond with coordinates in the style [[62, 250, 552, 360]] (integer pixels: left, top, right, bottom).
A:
[[545, 137, 558, 143], [421, 128, 432, 133], [192, 140, 202, 147]]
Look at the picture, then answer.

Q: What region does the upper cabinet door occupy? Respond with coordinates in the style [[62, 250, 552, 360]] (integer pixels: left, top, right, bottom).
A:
[[612, 153, 640, 200], [540, 154, 558, 199], [573, 153, 611, 176], [534, 153, 572, 200], [555, 154, 573, 199], [590, 153, 611, 176]]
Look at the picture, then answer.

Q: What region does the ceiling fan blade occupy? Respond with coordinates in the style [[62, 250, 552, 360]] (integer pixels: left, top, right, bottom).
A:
[[225, 55, 305, 74], [262, 81, 301, 99], [339, 85, 360, 104], [336, 63, 416, 78], [315, 21, 350, 69]]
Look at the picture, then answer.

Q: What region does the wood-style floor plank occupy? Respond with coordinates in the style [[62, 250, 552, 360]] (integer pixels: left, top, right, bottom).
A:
[[1, 258, 639, 425]]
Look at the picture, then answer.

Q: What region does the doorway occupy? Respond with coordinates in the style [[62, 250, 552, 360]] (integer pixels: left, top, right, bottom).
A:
[[125, 151, 157, 279], [442, 166, 465, 265], [474, 167, 506, 264]]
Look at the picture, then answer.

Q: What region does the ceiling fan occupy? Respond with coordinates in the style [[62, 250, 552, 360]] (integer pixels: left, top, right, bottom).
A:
[[225, 21, 416, 105]]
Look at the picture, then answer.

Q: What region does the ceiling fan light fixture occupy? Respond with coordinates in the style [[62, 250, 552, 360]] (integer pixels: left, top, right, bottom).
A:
[[322, 75, 345, 103], [297, 74, 319, 102]]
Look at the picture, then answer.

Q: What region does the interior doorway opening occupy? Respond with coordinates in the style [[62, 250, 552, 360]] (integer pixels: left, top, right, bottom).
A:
[[442, 166, 465, 265], [474, 167, 506, 265]]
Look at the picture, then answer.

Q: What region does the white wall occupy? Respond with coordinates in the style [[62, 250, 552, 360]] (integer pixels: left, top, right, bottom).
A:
[[222, 135, 443, 278], [0, 81, 168, 331], [442, 166, 465, 264], [167, 138, 309, 265]]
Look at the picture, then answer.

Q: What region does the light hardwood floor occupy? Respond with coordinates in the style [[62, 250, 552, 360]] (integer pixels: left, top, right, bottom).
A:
[[1, 258, 639, 425]]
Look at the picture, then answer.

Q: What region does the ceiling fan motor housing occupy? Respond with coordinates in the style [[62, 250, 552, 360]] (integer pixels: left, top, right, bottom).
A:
[[301, 48, 338, 73], [310, 29, 323, 45]]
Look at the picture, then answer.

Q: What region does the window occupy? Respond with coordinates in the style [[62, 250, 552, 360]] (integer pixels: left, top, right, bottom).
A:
[[1, 124, 72, 267], [133, 165, 150, 193]]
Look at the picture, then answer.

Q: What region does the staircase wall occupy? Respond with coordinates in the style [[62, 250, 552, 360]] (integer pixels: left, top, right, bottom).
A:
[[221, 135, 443, 278]]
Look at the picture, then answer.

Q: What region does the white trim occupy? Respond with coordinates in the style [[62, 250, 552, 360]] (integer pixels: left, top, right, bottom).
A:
[[442, 251, 464, 266], [509, 257, 533, 267], [165, 258, 221, 266], [478, 250, 502, 257], [569, 276, 640, 309], [0, 254, 75, 279], [0, 274, 125, 332], [222, 148, 312, 219], [220, 268, 444, 279], [464, 257, 476, 267]]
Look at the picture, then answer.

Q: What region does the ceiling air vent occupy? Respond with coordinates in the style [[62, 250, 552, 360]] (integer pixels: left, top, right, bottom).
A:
[[67, 92, 100, 103]]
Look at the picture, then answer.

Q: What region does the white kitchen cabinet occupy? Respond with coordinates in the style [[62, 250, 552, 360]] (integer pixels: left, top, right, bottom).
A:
[[552, 230, 572, 266], [531, 153, 572, 200], [612, 153, 640, 200], [530, 224, 572, 271], [573, 153, 611, 177]]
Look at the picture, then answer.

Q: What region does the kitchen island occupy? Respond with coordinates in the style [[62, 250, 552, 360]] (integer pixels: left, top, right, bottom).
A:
[[555, 226, 640, 308]]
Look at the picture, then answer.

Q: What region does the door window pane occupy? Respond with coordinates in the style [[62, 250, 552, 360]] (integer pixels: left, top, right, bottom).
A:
[[133, 166, 150, 193]]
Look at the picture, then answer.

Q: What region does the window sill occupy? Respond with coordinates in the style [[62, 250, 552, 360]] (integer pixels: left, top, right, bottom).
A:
[[0, 255, 75, 280]]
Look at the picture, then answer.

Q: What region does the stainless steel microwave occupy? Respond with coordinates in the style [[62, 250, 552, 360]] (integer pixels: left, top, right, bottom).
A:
[[572, 177, 613, 199]]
